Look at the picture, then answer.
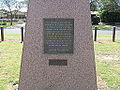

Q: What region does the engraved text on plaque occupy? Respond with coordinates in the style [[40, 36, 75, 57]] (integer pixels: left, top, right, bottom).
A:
[[44, 18, 74, 54]]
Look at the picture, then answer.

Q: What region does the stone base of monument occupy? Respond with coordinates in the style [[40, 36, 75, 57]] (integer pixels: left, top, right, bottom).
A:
[[5, 77, 108, 90]]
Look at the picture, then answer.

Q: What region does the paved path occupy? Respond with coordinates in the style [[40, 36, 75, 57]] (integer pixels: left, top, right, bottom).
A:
[[4, 23, 120, 35]]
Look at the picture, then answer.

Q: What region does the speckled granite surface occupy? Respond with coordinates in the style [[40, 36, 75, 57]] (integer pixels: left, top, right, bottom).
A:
[[19, 0, 97, 90]]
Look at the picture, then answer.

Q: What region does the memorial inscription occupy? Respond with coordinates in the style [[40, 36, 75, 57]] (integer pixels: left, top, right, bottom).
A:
[[44, 18, 74, 54], [49, 59, 67, 66]]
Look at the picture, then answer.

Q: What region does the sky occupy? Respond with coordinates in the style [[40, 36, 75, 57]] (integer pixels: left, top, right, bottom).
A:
[[0, 0, 28, 12], [16, 0, 25, 1], [0, 0, 120, 12]]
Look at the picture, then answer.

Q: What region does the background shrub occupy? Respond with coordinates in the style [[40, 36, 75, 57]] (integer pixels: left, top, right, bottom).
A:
[[91, 14, 100, 25], [0, 22, 7, 25], [101, 11, 120, 23]]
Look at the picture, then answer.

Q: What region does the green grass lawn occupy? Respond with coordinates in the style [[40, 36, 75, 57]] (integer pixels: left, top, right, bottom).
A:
[[97, 35, 120, 42], [0, 41, 22, 90], [5, 34, 21, 42], [95, 42, 120, 90], [0, 21, 24, 28], [92, 25, 113, 30], [0, 22, 17, 28], [0, 34, 120, 90]]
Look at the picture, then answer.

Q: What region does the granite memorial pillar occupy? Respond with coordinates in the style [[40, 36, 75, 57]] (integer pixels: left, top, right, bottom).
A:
[[19, 0, 97, 90]]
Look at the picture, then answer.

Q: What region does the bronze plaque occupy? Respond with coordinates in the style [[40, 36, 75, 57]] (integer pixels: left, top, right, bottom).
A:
[[49, 59, 67, 66], [44, 18, 74, 54]]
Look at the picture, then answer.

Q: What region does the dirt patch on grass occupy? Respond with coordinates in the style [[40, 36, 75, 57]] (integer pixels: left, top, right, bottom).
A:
[[96, 55, 120, 60], [97, 77, 109, 90]]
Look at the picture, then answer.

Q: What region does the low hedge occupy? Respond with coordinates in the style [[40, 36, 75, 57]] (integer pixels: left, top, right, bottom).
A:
[[91, 14, 100, 25], [0, 22, 7, 25], [0, 20, 18, 22]]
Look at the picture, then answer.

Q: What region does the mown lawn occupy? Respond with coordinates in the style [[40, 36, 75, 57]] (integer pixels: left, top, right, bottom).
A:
[[5, 34, 21, 42], [0, 22, 17, 28], [0, 41, 22, 90], [97, 35, 120, 42], [0, 21, 24, 28], [92, 25, 113, 30], [0, 34, 120, 90], [95, 42, 120, 90]]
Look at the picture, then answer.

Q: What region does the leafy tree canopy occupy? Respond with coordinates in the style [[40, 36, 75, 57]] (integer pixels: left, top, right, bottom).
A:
[[92, 0, 120, 12]]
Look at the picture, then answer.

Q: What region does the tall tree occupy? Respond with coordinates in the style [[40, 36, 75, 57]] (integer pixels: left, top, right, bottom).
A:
[[90, 0, 98, 11], [95, 0, 120, 12], [2, 0, 24, 25]]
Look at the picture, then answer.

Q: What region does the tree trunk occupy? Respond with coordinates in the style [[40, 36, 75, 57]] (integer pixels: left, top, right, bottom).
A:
[[10, 13, 13, 25]]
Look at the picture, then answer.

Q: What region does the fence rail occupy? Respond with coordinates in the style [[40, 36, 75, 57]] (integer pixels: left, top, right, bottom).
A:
[[0, 27, 24, 42], [93, 26, 120, 42], [0, 26, 120, 42], [0, 27, 4, 41]]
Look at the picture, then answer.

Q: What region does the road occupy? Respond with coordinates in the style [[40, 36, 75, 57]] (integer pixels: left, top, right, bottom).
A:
[[4, 23, 25, 34], [93, 29, 120, 35], [4, 23, 120, 35]]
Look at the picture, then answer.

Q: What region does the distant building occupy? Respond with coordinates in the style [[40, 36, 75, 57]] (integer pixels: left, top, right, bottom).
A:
[[0, 11, 7, 19], [12, 11, 27, 19], [0, 10, 27, 22], [91, 11, 99, 15]]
